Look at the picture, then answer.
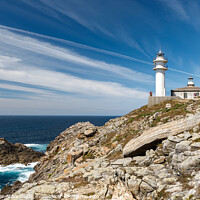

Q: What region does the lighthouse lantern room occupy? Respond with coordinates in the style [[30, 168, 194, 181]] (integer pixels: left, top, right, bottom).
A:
[[153, 50, 168, 96]]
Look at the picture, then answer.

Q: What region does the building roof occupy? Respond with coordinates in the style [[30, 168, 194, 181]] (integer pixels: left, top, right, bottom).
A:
[[171, 86, 200, 92]]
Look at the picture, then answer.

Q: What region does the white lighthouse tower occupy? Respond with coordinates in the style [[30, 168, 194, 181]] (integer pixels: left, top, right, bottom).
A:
[[153, 50, 168, 96]]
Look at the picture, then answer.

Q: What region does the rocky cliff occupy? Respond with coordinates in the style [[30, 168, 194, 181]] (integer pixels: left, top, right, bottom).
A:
[[0, 138, 44, 165], [2, 99, 200, 200]]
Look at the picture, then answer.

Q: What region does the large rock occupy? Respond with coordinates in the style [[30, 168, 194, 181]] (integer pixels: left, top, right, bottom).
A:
[[0, 138, 44, 165], [123, 111, 200, 157]]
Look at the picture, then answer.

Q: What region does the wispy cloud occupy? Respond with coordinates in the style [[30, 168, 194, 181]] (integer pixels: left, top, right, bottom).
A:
[[159, 0, 200, 31], [0, 27, 153, 83], [0, 53, 148, 99], [0, 25, 152, 65], [0, 83, 47, 94], [20, 0, 156, 57], [160, 0, 189, 20], [21, 0, 116, 38], [116, 30, 151, 58], [0, 24, 152, 115]]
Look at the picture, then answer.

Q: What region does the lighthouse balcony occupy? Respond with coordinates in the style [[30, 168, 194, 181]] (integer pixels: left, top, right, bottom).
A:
[[153, 56, 168, 63], [153, 64, 168, 70]]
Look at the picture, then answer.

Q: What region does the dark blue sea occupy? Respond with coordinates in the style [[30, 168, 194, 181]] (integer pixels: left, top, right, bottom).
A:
[[0, 116, 116, 189]]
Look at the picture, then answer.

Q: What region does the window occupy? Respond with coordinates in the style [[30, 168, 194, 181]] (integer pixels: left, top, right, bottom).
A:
[[194, 93, 199, 97], [184, 93, 187, 98]]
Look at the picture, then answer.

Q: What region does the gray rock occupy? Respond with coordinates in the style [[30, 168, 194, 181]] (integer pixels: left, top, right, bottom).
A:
[[175, 141, 191, 153], [134, 168, 151, 177], [132, 156, 146, 164], [153, 112, 160, 119], [191, 142, 200, 150], [111, 158, 132, 167], [127, 176, 140, 196], [163, 139, 176, 155], [140, 181, 154, 193], [93, 158, 103, 169], [146, 149, 155, 157], [93, 171, 102, 180], [84, 128, 97, 137], [123, 158, 132, 166], [123, 111, 200, 157], [161, 177, 177, 184], [179, 155, 200, 174], [142, 175, 157, 189], [168, 135, 184, 143], [184, 132, 192, 140], [101, 161, 110, 168]]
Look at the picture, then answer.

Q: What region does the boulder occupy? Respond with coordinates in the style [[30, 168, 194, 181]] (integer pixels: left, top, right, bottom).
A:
[[84, 128, 97, 137], [123, 111, 200, 157]]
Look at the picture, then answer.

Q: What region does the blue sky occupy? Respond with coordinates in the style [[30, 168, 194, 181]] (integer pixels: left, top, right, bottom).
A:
[[0, 0, 200, 115]]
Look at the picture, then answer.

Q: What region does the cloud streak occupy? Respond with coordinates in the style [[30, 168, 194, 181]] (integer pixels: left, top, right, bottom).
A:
[[0, 27, 153, 84], [160, 0, 189, 20], [159, 0, 200, 31], [0, 25, 152, 65], [0, 54, 148, 99]]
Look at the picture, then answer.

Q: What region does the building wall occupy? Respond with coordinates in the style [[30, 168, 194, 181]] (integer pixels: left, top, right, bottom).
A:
[[171, 91, 200, 99]]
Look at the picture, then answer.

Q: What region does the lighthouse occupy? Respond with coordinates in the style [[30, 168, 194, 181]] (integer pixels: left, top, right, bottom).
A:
[[153, 50, 168, 96]]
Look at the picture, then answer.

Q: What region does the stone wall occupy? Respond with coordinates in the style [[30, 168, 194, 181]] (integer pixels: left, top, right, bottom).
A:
[[148, 96, 181, 107]]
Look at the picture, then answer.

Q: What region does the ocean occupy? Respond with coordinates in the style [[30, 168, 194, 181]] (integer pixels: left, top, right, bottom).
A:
[[0, 116, 116, 189]]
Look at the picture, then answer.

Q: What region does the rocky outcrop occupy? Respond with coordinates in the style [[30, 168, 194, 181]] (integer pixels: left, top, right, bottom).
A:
[[0, 138, 44, 165], [3, 100, 200, 199], [5, 129, 200, 199], [123, 111, 200, 157], [0, 181, 22, 196]]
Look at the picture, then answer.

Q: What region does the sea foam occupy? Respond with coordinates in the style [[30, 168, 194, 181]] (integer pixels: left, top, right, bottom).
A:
[[25, 143, 48, 152], [0, 162, 37, 189]]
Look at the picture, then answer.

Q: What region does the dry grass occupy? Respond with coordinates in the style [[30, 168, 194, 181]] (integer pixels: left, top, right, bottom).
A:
[[127, 99, 198, 127]]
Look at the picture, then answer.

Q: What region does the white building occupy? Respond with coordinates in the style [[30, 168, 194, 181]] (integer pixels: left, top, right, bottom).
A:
[[153, 50, 168, 96], [171, 76, 200, 99]]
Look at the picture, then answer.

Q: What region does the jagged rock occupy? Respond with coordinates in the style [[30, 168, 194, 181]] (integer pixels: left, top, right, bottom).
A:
[[0, 181, 22, 196], [0, 138, 44, 165], [67, 148, 83, 164], [123, 111, 200, 157]]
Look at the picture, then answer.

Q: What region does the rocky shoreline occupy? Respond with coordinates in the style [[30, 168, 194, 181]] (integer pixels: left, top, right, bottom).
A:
[[0, 138, 44, 166], [2, 99, 200, 199]]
